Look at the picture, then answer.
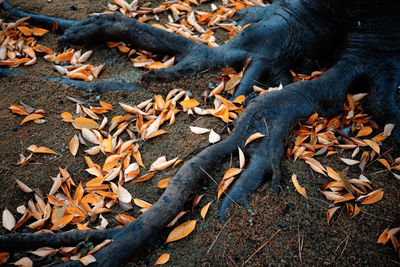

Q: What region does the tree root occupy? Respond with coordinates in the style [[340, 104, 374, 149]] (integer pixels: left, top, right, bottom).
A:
[[0, 0, 399, 266]]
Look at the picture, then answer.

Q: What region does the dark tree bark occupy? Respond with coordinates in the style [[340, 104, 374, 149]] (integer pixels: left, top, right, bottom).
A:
[[1, 0, 399, 266]]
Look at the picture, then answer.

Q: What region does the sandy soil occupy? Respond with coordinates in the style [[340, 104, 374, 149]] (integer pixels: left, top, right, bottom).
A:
[[1, 0, 400, 266]]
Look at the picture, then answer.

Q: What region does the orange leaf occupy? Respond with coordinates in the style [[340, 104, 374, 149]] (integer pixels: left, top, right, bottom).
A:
[[356, 126, 372, 137], [377, 158, 391, 170], [20, 114, 44, 125], [131, 172, 155, 183], [326, 167, 341, 182], [223, 168, 242, 179], [291, 174, 308, 199], [133, 198, 152, 209], [79, 255, 96, 266], [115, 214, 135, 225], [0, 252, 10, 264], [99, 100, 113, 110], [54, 50, 74, 62], [155, 253, 170, 265], [361, 190, 384, 205], [165, 220, 197, 243], [103, 155, 123, 171], [326, 206, 340, 223], [157, 178, 172, 189], [28, 145, 57, 155], [72, 117, 99, 130], [32, 27, 49, 36], [147, 61, 167, 70], [180, 99, 200, 108], [148, 129, 169, 139], [244, 133, 265, 147], [200, 201, 213, 219], [69, 135, 79, 156], [364, 139, 380, 154], [378, 228, 390, 244], [50, 214, 74, 230], [9, 104, 29, 115], [61, 112, 73, 122]]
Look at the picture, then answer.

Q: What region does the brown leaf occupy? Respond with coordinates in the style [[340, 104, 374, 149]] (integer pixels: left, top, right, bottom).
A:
[[326, 167, 341, 182], [157, 178, 172, 189], [15, 179, 33, 193], [155, 253, 170, 265], [69, 135, 79, 156], [20, 114, 44, 125], [88, 239, 112, 255], [378, 228, 390, 244], [340, 158, 360, 166], [29, 247, 58, 257], [383, 123, 395, 137], [326, 206, 340, 223], [356, 126, 372, 137], [238, 147, 245, 169], [223, 168, 242, 179], [0, 252, 10, 264], [28, 145, 57, 155], [244, 133, 265, 147], [50, 214, 74, 230], [364, 139, 380, 154], [13, 257, 33, 267], [377, 158, 391, 170], [291, 174, 308, 199], [115, 214, 135, 225], [165, 220, 197, 243], [133, 198, 152, 209]]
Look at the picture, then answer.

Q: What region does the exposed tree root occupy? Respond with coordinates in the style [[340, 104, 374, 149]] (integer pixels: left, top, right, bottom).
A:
[[0, 0, 399, 266]]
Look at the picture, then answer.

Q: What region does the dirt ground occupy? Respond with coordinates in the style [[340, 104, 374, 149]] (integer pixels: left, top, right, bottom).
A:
[[1, 0, 400, 266]]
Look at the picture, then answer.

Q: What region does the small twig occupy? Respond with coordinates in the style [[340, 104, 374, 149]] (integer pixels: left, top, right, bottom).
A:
[[207, 212, 235, 254], [297, 226, 304, 263], [198, 166, 243, 209], [339, 235, 350, 259], [244, 228, 282, 265], [224, 252, 239, 267], [366, 148, 392, 168], [360, 209, 394, 222]]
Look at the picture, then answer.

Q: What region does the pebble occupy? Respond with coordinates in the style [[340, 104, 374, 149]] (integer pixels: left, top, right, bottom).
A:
[[278, 222, 286, 228], [12, 126, 18, 131]]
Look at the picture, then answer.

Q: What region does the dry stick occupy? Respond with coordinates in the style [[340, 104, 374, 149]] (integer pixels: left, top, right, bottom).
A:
[[360, 209, 394, 222], [297, 226, 304, 263], [225, 252, 239, 267], [244, 228, 282, 265], [207, 212, 235, 254], [263, 118, 270, 139]]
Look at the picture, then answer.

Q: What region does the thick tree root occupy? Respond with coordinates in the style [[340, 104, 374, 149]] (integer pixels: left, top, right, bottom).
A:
[[0, 0, 399, 266]]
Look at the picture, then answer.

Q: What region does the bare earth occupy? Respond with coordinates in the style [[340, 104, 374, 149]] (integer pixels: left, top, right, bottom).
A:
[[1, 0, 400, 266]]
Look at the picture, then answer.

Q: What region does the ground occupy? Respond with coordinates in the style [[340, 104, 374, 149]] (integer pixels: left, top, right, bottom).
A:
[[1, 0, 400, 266]]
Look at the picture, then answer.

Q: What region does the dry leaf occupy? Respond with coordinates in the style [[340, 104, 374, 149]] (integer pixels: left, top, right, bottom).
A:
[[157, 178, 172, 189], [0, 252, 10, 264], [180, 99, 200, 108], [361, 190, 384, 204], [155, 253, 170, 265], [72, 117, 99, 130], [88, 239, 112, 255], [20, 114, 44, 125], [326, 167, 341, 182], [165, 220, 197, 243], [28, 145, 57, 155], [383, 123, 395, 136], [356, 126, 372, 137], [340, 158, 360, 166], [150, 157, 178, 171], [79, 254, 96, 266], [244, 133, 265, 147], [189, 126, 210, 134], [200, 201, 213, 219], [29, 247, 58, 257], [291, 174, 308, 199], [238, 147, 245, 169], [223, 168, 242, 179], [115, 214, 135, 225], [133, 198, 152, 209], [118, 184, 132, 203], [15, 179, 33, 193], [69, 135, 79, 156], [364, 139, 380, 154], [13, 257, 33, 267], [326, 206, 340, 223], [2, 208, 15, 231], [208, 129, 220, 143]]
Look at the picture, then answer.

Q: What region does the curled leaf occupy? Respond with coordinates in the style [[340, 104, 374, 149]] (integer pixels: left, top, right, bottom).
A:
[[165, 220, 197, 243], [244, 133, 265, 147], [291, 174, 308, 199]]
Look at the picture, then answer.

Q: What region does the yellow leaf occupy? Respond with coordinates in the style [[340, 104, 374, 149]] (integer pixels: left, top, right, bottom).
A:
[[291, 174, 308, 199], [364, 139, 380, 154], [361, 190, 384, 205], [377, 158, 391, 170], [50, 214, 74, 230], [200, 201, 213, 219], [180, 99, 200, 108], [99, 100, 113, 110], [20, 114, 44, 125], [165, 220, 197, 243], [54, 50, 74, 62], [115, 214, 135, 225], [244, 133, 265, 147], [326, 167, 341, 182], [69, 135, 79, 156], [28, 145, 57, 155], [155, 253, 170, 265], [72, 117, 99, 130], [61, 112, 73, 122], [148, 129, 169, 139], [157, 178, 172, 189]]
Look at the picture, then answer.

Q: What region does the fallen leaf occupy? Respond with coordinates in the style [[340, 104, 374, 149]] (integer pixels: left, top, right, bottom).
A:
[[364, 139, 380, 154], [180, 99, 200, 108], [29, 247, 58, 257], [20, 114, 44, 125], [79, 254, 96, 266], [244, 133, 265, 147], [326, 206, 340, 223], [291, 174, 308, 199], [88, 239, 112, 255], [157, 178, 172, 189], [115, 214, 135, 225], [200, 201, 213, 219], [223, 168, 242, 179], [326, 167, 341, 182], [72, 117, 99, 130], [208, 129, 220, 143], [189, 126, 210, 134], [377, 158, 391, 170], [69, 135, 79, 156], [133, 198, 152, 209], [118, 184, 132, 203], [2, 208, 15, 231], [155, 253, 170, 265], [50, 214, 74, 230], [147, 61, 167, 69], [356, 126, 372, 137], [13, 257, 33, 267], [361, 190, 384, 205], [340, 158, 360, 166], [15, 179, 33, 193], [150, 157, 178, 171], [383, 123, 395, 136], [165, 220, 197, 243], [28, 145, 57, 155], [0, 252, 9, 264]]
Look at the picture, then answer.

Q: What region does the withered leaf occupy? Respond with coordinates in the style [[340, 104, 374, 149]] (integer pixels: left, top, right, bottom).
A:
[[79, 254, 96, 266], [244, 133, 265, 147], [200, 201, 213, 219], [2, 208, 15, 231], [29, 247, 58, 257], [155, 253, 170, 265], [326, 206, 340, 223], [208, 129, 220, 143], [69, 135, 79, 156], [157, 178, 172, 189], [291, 174, 308, 199], [189, 126, 210, 134], [361, 190, 384, 205], [165, 220, 197, 243], [180, 99, 200, 108], [72, 117, 99, 130], [13, 257, 33, 267], [20, 114, 44, 125]]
